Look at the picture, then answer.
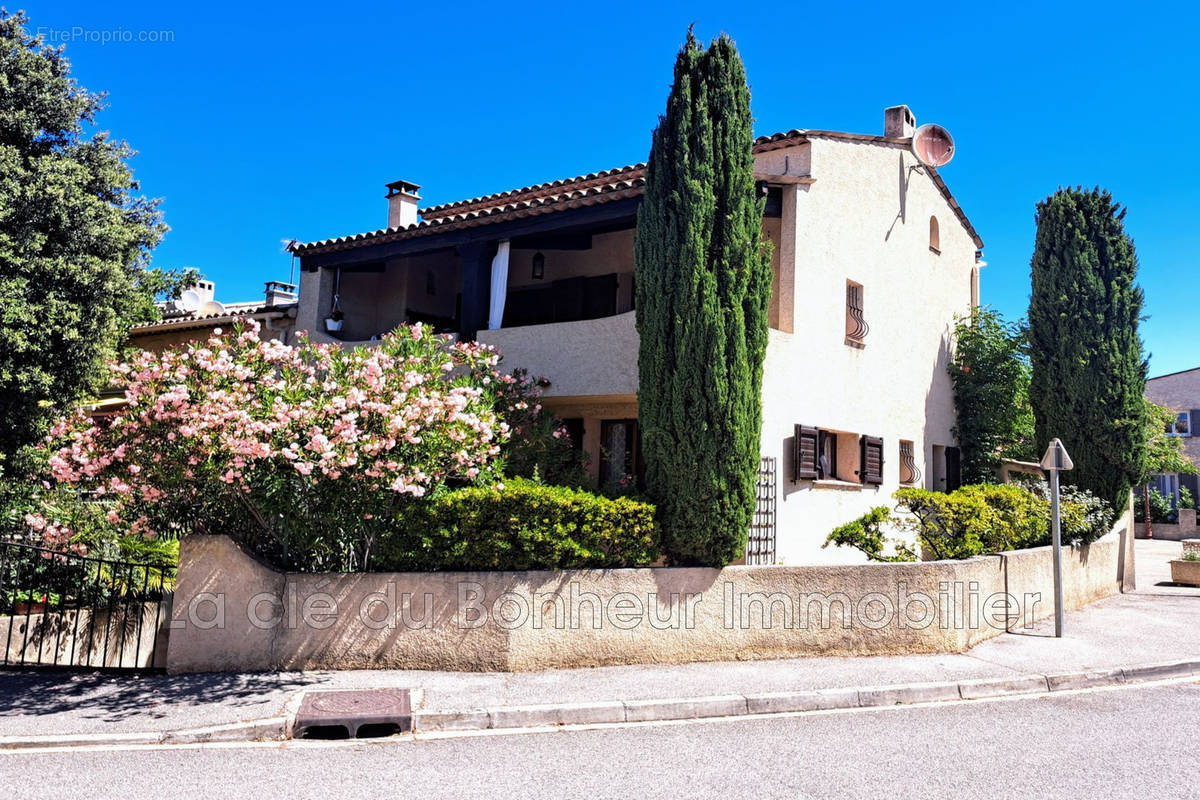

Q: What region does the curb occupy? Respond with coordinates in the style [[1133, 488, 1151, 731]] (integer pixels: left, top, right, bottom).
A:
[[2, 659, 1198, 749], [411, 658, 1200, 734], [0, 717, 289, 751]]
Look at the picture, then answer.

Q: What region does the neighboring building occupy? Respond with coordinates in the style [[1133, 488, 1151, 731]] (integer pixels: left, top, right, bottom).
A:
[[127, 280, 299, 353], [289, 105, 984, 564], [1144, 367, 1200, 507], [86, 280, 300, 419]]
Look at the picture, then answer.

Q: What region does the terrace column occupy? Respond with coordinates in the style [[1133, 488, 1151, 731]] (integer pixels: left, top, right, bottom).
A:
[[457, 240, 498, 341]]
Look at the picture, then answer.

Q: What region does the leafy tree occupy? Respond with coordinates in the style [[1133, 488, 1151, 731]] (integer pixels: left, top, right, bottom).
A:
[[1136, 399, 1197, 534], [948, 307, 1036, 483], [634, 29, 772, 566], [1028, 187, 1147, 509], [0, 11, 187, 470]]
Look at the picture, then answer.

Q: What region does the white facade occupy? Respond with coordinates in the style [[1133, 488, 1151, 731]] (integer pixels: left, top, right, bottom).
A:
[[293, 108, 983, 565]]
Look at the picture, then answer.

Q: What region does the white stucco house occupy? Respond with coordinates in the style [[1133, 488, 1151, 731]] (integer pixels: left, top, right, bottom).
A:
[[289, 105, 985, 565]]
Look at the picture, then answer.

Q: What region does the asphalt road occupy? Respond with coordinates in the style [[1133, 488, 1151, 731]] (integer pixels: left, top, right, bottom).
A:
[[3, 681, 1198, 800]]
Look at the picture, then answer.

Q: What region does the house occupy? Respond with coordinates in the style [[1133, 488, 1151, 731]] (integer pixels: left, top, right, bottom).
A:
[[289, 105, 983, 565], [126, 280, 299, 353], [85, 280, 300, 419], [1144, 367, 1200, 508]]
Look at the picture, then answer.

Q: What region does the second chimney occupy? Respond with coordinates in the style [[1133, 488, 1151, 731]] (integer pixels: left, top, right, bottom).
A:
[[884, 105, 916, 138], [386, 180, 421, 229]]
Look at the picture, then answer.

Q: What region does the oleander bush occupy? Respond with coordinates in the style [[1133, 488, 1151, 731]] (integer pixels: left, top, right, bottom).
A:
[[378, 479, 659, 571]]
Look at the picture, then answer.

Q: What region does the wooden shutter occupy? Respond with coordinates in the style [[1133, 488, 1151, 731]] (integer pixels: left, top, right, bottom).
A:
[[1189, 410, 1200, 436], [793, 425, 819, 481], [860, 435, 884, 485]]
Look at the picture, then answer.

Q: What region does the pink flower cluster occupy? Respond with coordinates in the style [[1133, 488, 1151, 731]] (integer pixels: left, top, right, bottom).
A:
[[38, 321, 513, 543]]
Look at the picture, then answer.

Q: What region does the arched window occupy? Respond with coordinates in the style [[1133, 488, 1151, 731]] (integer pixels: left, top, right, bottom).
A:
[[929, 216, 940, 253]]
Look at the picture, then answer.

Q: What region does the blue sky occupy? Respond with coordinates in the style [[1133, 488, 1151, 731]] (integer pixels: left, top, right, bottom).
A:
[[23, 0, 1200, 376]]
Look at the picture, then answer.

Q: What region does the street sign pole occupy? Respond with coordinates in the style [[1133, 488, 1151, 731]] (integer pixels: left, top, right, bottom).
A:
[[1049, 463, 1064, 638], [1039, 438, 1074, 639]]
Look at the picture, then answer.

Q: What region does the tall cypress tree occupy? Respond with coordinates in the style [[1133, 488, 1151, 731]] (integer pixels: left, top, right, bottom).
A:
[[1028, 187, 1147, 510], [634, 30, 772, 566]]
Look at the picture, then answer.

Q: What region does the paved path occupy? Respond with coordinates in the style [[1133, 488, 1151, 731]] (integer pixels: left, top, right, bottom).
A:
[[2, 680, 1197, 799], [2, 539, 1196, 738]]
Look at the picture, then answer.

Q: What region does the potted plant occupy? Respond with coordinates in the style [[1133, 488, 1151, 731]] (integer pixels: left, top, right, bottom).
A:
[[1170, 550, 1200, 587]]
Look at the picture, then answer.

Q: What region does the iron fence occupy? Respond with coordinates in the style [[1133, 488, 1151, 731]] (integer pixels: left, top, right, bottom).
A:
[[0, 540, 175, 671]]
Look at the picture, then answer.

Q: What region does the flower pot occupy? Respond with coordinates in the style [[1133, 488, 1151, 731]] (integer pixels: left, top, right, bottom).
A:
[[1170, 559, 1200, 587], [325, 318, 343, 332], [13, 601, 47, 616]]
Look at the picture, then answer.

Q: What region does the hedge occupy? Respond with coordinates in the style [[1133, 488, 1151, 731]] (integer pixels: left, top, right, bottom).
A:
[[826, 483, 1116, 563], [377, 479, 660, 571]]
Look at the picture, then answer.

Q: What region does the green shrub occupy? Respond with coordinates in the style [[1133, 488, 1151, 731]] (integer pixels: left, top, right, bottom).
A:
[[823, 507, 915, 562], [888, 482, 1115, 560], [378, 479, 659, 571], [1180, 486, 1195, 510], [1134, 487, 1174, 524], [1031, 483, 1116, 546], [894, 484, 1047, 560]]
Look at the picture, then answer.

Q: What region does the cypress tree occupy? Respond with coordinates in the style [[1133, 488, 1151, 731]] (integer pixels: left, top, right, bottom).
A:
[[634, 30, 772, 566], [1028, 187, 1147, 510]]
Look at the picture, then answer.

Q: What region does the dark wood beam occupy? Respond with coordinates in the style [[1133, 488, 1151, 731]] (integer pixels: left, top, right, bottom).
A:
[[509, 233, 593, 251]]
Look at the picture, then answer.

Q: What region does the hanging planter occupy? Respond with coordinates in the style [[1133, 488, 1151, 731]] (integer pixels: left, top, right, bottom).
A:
[[325, 277, 344, 332]]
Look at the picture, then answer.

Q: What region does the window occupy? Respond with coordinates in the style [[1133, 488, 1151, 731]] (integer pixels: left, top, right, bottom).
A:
[[899, 440, 921, 485], [845, 281, 867, 346], [929, 216, 940, 253], [792, 425, 884, 486], [1167, 412, 1191, 437], [818, 429, 839, 480], [599, 419, 642, 489]]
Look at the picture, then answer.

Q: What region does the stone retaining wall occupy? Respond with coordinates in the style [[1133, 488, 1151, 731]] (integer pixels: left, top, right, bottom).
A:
[[166, 508, 1132, 673]]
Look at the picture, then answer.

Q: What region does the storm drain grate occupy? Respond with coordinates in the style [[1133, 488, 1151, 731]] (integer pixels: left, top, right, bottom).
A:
[[292, 689, 413, 740]]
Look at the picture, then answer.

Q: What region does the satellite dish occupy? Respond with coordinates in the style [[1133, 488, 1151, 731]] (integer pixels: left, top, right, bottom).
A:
[[179, 289, 202, 312], [911, 123, 955, 168], [200, 300, 226, 316]]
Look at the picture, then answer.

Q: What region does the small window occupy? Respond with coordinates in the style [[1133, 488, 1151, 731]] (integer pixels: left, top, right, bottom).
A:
[[793, 425, 867, 485], [899, 440, 921, 485], [1168, 412, 1191, 437], [845, 281, 867, 346], [929, 216, 940, 254]]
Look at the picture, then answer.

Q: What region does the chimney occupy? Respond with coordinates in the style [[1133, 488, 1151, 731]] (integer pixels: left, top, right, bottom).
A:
[[264, 280, 297, 307], [192, 279, 215, 305], [884, 105, 916, 138], [386, 180, 422, 229]]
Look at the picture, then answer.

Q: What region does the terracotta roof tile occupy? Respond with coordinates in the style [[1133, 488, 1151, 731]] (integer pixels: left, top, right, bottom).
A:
[[292, 127, 983, 256]]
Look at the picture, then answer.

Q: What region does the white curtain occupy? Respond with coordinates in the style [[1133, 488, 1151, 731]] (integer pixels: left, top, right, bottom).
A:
[[488, 240, 510, 330]]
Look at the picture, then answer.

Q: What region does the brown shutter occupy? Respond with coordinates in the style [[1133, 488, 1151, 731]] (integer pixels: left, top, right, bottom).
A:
[[860, 435, 884, 485], [793, 425, 819, 481]]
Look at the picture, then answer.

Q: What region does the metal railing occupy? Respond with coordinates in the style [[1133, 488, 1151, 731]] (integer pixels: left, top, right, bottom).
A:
[[0, 540, 175, 671]]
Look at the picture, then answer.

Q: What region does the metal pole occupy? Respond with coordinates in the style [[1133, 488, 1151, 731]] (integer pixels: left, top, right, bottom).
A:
[[1050, 464, 1064, 637]]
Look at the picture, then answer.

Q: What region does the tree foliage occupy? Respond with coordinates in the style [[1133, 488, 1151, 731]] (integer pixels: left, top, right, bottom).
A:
[[1141, 399, 1196, 480], [634, 29, 772, 566], [1028, 187, 1147, 509], [0, 11, 188, 469], [948, 307, 1036, 483]]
